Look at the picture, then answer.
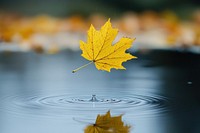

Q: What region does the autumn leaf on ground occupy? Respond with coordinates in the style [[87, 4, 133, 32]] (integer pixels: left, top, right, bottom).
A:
[[72, 19, 137, 73], [84, 111, 131, 133]]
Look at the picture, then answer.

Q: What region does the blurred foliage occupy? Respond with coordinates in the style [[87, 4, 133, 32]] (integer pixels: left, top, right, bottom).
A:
[[0, 0, 199, 18]]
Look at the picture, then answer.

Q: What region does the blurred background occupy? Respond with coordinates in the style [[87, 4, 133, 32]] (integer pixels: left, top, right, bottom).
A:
[[0, 0, 200, 53], [0, 1, 200, 133]]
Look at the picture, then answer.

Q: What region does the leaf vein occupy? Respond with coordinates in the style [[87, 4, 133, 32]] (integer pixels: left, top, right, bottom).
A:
[[96, 62, 120, 68], [94, 28, 109, 60], [96, 43, 130, 61], [83, 43, 92, 59]]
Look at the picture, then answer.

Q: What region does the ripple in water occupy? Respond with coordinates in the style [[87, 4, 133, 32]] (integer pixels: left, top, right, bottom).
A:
[[1, 93, 170, 117]]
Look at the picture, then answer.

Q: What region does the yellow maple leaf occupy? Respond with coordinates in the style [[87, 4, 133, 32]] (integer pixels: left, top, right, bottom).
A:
[[84, 111, 131, 133], [72, 19, 136, 73]]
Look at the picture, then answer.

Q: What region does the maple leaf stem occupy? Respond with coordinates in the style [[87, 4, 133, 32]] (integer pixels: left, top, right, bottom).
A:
[[72, 61, 93, 73]]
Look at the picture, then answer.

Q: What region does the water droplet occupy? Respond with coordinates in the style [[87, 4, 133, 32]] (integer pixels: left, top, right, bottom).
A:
[[89, 95, 99, 102]]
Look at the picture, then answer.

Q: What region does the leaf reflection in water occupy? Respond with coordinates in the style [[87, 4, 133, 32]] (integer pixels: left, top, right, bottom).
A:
[[84, 111, 131, 133]]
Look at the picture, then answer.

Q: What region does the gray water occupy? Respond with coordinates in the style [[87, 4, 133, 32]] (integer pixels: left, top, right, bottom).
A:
[[0, 50, 200, 133]]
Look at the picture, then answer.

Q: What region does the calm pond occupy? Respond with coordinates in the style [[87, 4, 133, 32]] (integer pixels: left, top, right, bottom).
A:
[[0, 50, 200, 133]]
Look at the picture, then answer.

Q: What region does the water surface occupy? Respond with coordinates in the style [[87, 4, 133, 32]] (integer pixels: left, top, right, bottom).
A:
[[0, 50, 200, 133]]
